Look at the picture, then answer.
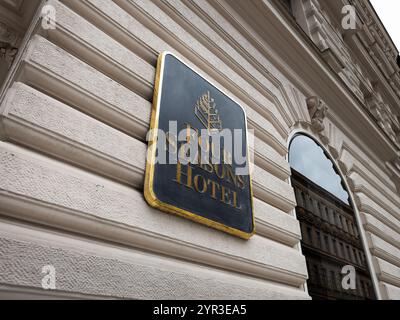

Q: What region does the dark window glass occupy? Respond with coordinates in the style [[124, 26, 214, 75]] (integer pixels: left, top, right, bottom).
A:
[[307, 226, 313, 243], [332, 239, 337, 256], [324, 235, 330, 253], [289, 135, 375, 300]]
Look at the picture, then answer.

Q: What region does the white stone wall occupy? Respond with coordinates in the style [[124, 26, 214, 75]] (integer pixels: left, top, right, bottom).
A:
[[0, 0, 399, 300]]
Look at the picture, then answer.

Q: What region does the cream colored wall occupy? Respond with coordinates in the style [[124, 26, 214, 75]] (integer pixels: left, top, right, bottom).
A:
[[0, 0, 307, 299], [333, 126, 400, 299], [0, 0, 399, 300]]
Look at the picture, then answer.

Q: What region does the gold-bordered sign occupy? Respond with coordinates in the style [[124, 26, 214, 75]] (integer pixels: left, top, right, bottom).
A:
[[144, 52, 255, 239]]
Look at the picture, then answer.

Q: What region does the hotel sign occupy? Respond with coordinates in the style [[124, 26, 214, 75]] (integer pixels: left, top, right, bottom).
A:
[[144, 52, 254, 239]]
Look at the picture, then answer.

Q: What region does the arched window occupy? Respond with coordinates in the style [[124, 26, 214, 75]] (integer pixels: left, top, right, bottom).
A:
[[289, 134, 375, 300]]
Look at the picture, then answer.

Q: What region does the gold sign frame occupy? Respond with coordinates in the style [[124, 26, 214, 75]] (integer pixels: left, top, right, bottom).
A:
[[144, 52, 255, 240]]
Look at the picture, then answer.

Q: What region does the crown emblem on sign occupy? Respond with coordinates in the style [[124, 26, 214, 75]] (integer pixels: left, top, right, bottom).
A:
[[194, 91, 222, 132]]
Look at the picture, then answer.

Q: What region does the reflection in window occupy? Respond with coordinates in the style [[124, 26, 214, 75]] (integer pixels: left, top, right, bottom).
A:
[[290, 135, 350, 204], [289, 134, 375, 300]]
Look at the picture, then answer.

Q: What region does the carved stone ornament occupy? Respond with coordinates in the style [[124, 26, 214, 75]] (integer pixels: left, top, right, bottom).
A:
[[306, 96, 328, 133], [0, 21, 19, 67], [366, 92, 400, 145]]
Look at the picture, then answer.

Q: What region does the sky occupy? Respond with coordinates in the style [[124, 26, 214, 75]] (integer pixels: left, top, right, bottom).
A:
[[370, 0, 400, 51], [289, 136, 350, 204]]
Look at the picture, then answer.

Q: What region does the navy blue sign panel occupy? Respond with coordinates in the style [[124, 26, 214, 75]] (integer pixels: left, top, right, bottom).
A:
[[144, 52, 254, 239]]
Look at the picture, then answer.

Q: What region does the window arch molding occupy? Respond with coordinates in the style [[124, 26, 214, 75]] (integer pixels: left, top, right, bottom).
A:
[[287, 128, 381, 300]]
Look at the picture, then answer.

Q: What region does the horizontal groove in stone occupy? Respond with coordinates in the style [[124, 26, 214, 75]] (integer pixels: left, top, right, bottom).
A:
[[15, 35, 296, 212], [0, 220, 310, 299], [374, 257, 400, 288], [362, 212, 400, 250], [0, 83, 299, 245], [0, 142, 307, 287], [368, 233, 400, 269], [20, 30, 290, 182], [60, 0, 289, 157], [1, 82, 146, 187], [21, 35, 151, 141], [43, 0, 155, 100]]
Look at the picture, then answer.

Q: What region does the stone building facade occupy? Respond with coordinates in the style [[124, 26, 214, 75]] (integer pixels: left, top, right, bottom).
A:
[[0, 0, 399, 299]]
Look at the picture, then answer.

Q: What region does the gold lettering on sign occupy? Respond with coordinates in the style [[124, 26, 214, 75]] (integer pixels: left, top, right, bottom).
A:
[[171, 91, 246, 211], [173, 162, 241, 209], [173, 162, 193, 190]]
